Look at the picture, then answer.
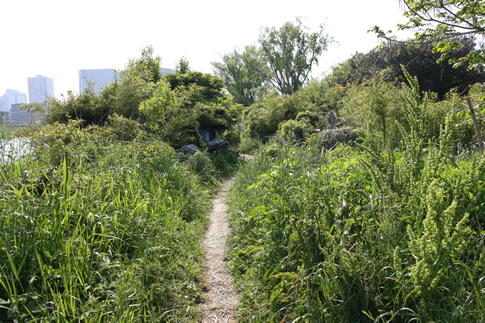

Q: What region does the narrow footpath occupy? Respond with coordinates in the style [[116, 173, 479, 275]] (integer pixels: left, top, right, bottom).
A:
[[199, 179, 239, 322]]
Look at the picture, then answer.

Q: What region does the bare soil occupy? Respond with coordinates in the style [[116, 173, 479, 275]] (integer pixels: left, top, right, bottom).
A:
[[199, 179, 239, 322]]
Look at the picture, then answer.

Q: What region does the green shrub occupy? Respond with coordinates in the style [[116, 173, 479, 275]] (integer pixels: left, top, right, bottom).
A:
[[307, 127, 361, 150], [276, 119, 307, 142], [185, 151, 219, 188]]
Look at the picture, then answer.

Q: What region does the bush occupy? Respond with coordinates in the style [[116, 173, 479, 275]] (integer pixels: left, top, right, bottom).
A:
[[307, 127, 361, 150], [277, 119, 308, 142], [185, 151, 219, 188]]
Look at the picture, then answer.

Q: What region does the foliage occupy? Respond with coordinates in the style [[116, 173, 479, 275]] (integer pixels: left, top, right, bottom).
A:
[[125, 45, 162, 83], [211, 18, 331, 98], [0, 129, 212, 322], [44, 46, 161, 126], [86, 45, 163, 121], [326, 37, 485, 98], [0, 126, 18, 139], [161, 68, 241, 147], [372, 0, 485, 69], [307, 127, 361, 151], [164, 70, 225, 102], [42, 48, 241, 149], [339, 79, 406, 148], [45, 86, 111, 126], [212, 46, 271, 106], [242, 92, 296, 141], [139, 80, 177, 130], [176, 56, 191, 74], [241, 81, 336, 144], [276, 119, 308, 143], [184, 151, 220, 188], [226, 71, 485, 321], [336, 67, 482, 150], [259, 18, 331, 95]]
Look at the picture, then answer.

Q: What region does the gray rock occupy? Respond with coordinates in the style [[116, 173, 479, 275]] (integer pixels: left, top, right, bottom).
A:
[[208, 138, 226, 147], [182, 144, 199, 154]]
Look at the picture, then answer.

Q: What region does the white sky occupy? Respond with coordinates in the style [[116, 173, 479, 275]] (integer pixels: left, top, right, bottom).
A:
[[1, 0, 411, 100]]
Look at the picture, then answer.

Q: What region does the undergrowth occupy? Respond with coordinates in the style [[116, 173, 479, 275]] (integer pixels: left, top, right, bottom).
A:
[[227, 72, 485, 321], [0, 131, 216, 321]]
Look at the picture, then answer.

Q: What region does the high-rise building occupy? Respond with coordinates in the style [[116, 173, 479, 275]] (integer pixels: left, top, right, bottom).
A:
[[79, 69, 117, 94], [28, 75, 54, 104], [78, 68, 175, 95], [9, 103, 41, 125], [0, 89, 27, 112]]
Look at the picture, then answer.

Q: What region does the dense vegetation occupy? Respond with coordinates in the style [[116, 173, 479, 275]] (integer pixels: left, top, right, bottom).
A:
[[1, 5, 485, 320], [227, 73, 485, 321], [0, 120, 242, 321], [0, 49, 241, 321]]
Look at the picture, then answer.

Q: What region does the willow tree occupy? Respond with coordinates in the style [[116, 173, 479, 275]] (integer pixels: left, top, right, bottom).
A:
[[259, 18, 331, 95], [212, 46, 270, 106]]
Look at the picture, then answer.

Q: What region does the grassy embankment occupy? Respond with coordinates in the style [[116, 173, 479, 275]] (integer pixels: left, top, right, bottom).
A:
[[0, 122, 240, 322]]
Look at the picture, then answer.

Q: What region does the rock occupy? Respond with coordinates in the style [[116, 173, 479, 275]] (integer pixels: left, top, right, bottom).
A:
[[318, 127, 360, 150], [208, 138, 227, 151], [182, 144, 199, 154]]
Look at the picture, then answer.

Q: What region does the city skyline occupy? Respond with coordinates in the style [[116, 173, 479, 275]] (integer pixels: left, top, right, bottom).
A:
[[0, 89, 27, 112], [1, 0, 412, 100]]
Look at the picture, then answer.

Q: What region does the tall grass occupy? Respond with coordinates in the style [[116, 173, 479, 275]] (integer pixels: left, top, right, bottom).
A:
[[0, 125, 19, 139], [0, 137, 211, 321], [227, 74, 485, 321]]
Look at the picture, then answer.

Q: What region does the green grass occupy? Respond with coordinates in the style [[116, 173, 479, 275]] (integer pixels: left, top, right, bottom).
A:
[[0, 136, 212, 321], [227, 141, 485, 322], [0, 125, 19, 138], [226, 83, 485, 322]]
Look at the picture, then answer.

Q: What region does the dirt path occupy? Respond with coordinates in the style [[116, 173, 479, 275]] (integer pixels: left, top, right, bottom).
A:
[[199, 179, 239, 322]]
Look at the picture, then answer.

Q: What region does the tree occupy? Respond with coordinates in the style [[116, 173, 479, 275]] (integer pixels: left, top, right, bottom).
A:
[[176, 57, 191, 74], [139, 80, 176, 129], [212, 46, 270, 106], [372, 0, 485, 69], [125, 45, 162, 83], [164, 70, 225, 102], [259, 18, 331, 95], [163, 68, 241, 145], [108, 46, 161, 119], [325, 37, 485, 98]]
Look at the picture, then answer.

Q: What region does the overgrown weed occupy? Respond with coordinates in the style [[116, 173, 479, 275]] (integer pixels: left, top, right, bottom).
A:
[[227, 71, 485, 321], [0, 128, 212, 321]]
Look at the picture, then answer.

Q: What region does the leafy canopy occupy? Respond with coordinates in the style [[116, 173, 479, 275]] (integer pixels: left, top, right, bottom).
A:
[[212, 46, 270, 106], [325, 37, 485, 98], [372, 0, 485, 69], [259, 18, 331, 95]]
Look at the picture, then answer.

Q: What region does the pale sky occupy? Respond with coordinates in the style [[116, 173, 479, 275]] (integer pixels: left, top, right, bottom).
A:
[[1, 0, 411, 101]]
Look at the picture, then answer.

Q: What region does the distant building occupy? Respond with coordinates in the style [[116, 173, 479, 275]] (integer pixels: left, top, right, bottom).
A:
[[28, 75, 54, 104], [0, 89, 27, 112], [78, 68, 176, 95], [79, 69, 117, 94], [9, 103, 42, 125]]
